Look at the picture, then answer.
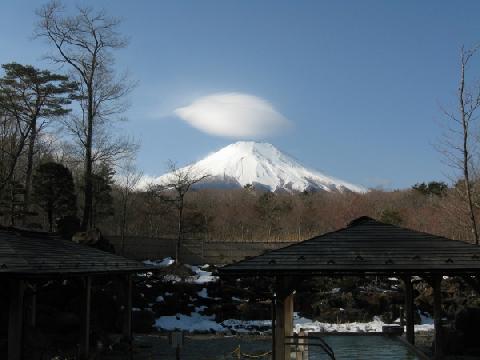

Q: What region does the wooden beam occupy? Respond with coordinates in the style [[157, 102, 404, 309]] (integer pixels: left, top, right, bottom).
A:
[[284, 293, 293, 340], [8, 279, 25, 360], [432, 275, 444, 359], [122, 274, 133, 342], [403, 276, 415, 345], [30, 283, 37, 327], [274, 277, 295, 360], [274, 292, 285, 360], [271, 294, 276, 360], [79, 276, 92, 360]]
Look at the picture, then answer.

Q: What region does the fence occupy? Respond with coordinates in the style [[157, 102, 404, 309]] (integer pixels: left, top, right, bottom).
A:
[[107, 236, 294, 265]]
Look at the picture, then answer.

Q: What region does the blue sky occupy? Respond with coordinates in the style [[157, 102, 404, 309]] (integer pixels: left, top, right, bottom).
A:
[[1, 1, 480, 189]]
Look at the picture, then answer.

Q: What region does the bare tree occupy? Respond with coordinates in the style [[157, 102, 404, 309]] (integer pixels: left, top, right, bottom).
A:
[[439, 44, 480, 244], [36, 1, 135, 230], [0, 112, 31, 195], [117, 160, 143, 255], [149, 161, 208, 264]]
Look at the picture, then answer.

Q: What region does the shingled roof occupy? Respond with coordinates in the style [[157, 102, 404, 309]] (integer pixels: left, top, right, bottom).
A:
[[220, 216, 480, 276], [0, 227, 147, 276]]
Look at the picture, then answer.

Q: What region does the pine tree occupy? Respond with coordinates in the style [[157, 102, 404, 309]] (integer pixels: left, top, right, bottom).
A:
[[91, 164, 115, 228], [32, 162, 76, 232], [0, 63, 76, 213]]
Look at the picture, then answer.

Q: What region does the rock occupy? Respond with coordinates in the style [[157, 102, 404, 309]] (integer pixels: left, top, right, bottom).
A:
[[455, 307, 480, 348], [132, 310, 155, 333]]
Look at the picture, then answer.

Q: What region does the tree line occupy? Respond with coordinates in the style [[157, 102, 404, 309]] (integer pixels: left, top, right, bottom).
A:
[[100, 181, 480, 245]]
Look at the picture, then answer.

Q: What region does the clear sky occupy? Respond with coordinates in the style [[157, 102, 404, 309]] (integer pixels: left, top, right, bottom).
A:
[[1, 0, 480, 189]]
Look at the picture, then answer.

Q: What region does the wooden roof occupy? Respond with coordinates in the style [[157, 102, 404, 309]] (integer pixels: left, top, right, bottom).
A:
[[0, 227, 148, 276], [220, 217, 480, 276]]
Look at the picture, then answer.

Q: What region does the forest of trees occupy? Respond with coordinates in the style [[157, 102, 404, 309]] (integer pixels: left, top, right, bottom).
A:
[[101, 182, 480, 244], [1, 1, 480, 250]]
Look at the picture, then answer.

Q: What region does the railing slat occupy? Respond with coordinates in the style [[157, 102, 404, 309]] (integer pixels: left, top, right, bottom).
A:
[[285, 335, 335, 360]]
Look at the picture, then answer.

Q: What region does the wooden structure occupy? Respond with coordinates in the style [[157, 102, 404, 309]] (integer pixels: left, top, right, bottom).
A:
[[220, 216, 480, 360], [0, 227, 147, 360]]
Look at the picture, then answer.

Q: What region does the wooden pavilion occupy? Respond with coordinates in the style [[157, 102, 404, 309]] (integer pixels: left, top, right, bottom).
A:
[[220, 216, 480, 360], [0, 226, 148, 360]]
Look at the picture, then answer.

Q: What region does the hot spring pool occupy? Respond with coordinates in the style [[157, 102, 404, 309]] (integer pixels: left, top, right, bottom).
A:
[[308, 334, 421, 360]]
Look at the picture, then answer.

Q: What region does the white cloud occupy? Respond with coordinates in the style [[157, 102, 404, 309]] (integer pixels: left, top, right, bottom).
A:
[[174, 92, 291, 138]]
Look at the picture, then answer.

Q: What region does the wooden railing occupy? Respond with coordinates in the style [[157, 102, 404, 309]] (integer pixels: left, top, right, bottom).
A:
[[285, 334, 335, 360]]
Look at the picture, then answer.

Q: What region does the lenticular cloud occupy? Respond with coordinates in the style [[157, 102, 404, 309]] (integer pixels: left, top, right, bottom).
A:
[[174, 92, 291, 137]]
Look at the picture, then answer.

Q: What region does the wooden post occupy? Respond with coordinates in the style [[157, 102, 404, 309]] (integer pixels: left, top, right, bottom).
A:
[[122, 274, 133, 342], [432, 276, 443, 359], [296, 330, 307, 360], [284, 293, 294, 340], [30, 283, 37, 327], [272, 294, 276, 360], [403, 276, 415, 345], [8, 279, 25, 360], [274, 277, 294, 360], [79, 276, 92, 360]]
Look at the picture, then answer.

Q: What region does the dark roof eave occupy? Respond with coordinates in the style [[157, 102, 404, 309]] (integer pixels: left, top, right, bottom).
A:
[[0, 266, 151, 278], [219, 268, 480, 277], [218, 217, 480, 275]]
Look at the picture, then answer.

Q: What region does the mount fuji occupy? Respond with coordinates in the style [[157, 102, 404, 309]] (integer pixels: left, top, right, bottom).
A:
[[148, 141, 366, 193]]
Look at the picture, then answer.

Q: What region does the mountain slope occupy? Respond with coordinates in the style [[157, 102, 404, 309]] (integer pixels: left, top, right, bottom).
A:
[[149, 141, 366, 193]]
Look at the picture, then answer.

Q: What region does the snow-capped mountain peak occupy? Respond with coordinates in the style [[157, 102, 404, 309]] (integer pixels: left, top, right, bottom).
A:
[[149, 141, 366, 193]]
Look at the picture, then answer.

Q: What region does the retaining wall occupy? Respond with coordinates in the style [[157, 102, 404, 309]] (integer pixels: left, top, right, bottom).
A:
[[107, 236, 294, 265]]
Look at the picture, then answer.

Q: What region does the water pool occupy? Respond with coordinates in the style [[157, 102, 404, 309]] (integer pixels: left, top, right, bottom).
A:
[[308, 334, 421, 360]]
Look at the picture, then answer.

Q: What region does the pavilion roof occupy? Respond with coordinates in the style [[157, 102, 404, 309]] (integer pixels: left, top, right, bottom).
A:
[[220, 217, 480, 276], [0, 227, 148, 276]]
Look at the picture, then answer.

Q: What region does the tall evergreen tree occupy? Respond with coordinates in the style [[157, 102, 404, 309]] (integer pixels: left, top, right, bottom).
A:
[[32, 162, 76, 231], [91, 165, 115, 228], [0, 63, 76, 212]]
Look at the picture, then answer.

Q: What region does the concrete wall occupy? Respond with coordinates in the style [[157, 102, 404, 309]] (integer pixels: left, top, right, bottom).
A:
[[108, 236, 294, 264]]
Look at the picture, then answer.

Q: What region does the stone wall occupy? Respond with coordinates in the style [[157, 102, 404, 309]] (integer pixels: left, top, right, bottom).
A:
[[107, 236, 294, 264]]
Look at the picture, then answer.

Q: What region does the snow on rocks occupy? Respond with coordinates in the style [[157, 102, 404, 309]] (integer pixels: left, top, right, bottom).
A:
[[153, 311, 434, 334], [154, 312, 225, 333], [142, 258, 436, 335], [185, 264, 219, 284], [222, 319, 272, 333], [142, 258, 219, 284], [292, 313, 434, 333], [197, 288, 209, 299], [143, 257, 175, 268], [294, 314, 389, 333]]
